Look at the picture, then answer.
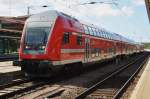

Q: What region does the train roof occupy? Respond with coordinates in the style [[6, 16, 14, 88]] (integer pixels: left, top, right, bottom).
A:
[[27, 10, 139, 45], [28, 10, 79, 22]]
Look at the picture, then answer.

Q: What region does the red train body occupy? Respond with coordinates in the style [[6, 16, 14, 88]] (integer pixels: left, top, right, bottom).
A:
[[19, 10, 144, 77]]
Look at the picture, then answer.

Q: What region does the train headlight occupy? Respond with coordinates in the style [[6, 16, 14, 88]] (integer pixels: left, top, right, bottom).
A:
[[25, 46, 29, 49], [41, 46, 46, 49]]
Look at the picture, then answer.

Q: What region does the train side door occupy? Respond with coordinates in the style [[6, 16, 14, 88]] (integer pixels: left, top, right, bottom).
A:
[[84, 38, 90, 63]]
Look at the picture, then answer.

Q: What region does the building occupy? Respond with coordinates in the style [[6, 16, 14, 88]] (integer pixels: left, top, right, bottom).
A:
[[0, 16, 27, 55]]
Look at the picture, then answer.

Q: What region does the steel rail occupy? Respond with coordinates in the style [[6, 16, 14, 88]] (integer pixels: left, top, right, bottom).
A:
[[75, 54, 148, 99], [113, 54, 150, 99], [0, 78, 30, 90]]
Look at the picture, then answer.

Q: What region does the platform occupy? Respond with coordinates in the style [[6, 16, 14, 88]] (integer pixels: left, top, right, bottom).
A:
[[0, 54, 18, 62], [130, 57, 150, 99], [0, 61, 20, 73], [0, 61, 22, 84]]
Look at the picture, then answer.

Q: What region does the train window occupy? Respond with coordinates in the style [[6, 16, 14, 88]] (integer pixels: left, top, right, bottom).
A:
[[109, 33, 111, 39], [111, 34, 114, 40], [91, 48, 101, 57], [97, 30, 100, 37], [62, 32, 70, 44], [89, 27, 92, 35], [102, 31, 105, 38], [89, 27, 93, 35], [103, 31, 106, 38], [105, 32, 108, 39], [83, 25, 85, 32], [96, 48, 99, 56], [93, 28, 97, 36], [96, 29, 99, 36], [92, 28, 95, 36], [87, 26, 91, 35], [91, 27, 95, 35], [88, 27, 92, 35], [83, 25, 90, 34], [95, 29, 98, 36], [99, 30, 102, 37], [77, 34, 82, 45], [108, 33, 110, 39], [109, 48, 112, 53], [87, 26, 90, 35], [93, 28, 96, 36], [110, 34, 112, 39], [107, 32, 109, 39]]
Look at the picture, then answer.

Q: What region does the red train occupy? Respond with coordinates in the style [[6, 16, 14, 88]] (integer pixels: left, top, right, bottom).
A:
[[19, 10, 144, 77]]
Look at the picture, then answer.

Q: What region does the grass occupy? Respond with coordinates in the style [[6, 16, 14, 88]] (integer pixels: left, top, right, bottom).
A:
[[143, 43, 150, 49]]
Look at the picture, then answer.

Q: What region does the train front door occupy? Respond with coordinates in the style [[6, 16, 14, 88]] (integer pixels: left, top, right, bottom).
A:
[[84, 38, 90, 63]]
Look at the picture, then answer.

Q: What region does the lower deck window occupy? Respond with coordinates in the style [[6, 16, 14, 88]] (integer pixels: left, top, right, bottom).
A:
[[91, 48, 101, 57], [62, 32, 70, 44], [77, 35, 82, 45]]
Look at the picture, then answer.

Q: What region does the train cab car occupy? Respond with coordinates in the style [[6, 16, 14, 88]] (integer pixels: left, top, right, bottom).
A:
[[19, 10, 85, 76]]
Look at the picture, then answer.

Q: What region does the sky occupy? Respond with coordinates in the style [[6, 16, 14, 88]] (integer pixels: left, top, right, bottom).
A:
[[0, 0, 149, 42]]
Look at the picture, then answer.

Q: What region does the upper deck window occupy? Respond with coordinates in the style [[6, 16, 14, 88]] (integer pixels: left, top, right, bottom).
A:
[[98, 30, 102, 37], [89, 27, 94, 35], [96, 29, 99, 36], [83, 25, 90, 34], [101, 30, 105, 38], [93, 28, 97, 36]]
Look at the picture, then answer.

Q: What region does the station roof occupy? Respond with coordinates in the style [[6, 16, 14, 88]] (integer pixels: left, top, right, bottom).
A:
[[0, 17, 26, 24], [0, 28, 22, 33], [145, 0, 150, 22], [0, 16, 28, 34]]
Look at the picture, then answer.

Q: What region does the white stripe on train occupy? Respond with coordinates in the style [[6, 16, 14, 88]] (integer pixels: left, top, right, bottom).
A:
[[61, 49, 85, 54]]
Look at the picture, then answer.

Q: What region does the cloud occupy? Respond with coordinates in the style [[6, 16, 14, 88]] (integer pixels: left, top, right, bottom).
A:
[[0, 0, 30, 5], [0, 0, 52, 16], [121, 6, 134, 16], [50, 2, 134, 17], [133, 0, 145, 6], [0, 0, 135, 17], [0, 3, 25, 16]]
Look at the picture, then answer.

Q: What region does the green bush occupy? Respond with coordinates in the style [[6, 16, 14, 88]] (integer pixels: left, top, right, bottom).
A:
[[143, 43, 150, 49]]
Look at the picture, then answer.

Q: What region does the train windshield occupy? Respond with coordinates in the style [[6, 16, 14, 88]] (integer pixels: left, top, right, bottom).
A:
[[25, 27, 50, 45], [24, 21, 52, 54]]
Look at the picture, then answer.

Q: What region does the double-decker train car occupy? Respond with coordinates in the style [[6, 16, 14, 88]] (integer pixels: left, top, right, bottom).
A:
[[19, 10, 144, 77]]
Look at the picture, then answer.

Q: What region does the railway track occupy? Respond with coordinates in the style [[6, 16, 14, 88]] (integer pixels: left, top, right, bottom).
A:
[[0, 53, 147, 99], [32, 53, 147, 99], [0, 78, 49, 99], [75, 52, 149, 99]]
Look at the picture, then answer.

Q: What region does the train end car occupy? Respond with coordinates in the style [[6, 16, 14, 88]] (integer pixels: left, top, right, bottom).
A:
[[18, 10, 143, 77]]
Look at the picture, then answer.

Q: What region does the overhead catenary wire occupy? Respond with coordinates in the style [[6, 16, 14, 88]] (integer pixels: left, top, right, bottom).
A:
[[111, 0, 146, 42]]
